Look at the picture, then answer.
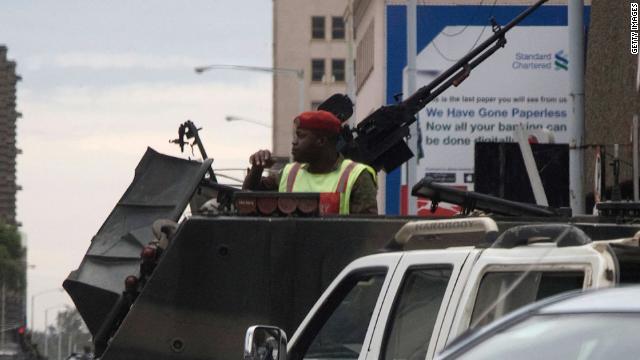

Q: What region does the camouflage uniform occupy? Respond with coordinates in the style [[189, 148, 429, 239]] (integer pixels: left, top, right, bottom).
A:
[[255, 154, 378, 215]]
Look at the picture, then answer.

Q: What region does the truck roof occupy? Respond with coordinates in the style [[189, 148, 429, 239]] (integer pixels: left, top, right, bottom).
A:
[[387, 217, 640, 252]]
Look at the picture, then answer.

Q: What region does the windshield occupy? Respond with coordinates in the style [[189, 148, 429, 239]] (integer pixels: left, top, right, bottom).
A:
[[455, 314, 640, 360]]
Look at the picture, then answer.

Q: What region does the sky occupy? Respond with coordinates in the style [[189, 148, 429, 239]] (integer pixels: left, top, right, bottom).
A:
[[1, 1, 274, 331]]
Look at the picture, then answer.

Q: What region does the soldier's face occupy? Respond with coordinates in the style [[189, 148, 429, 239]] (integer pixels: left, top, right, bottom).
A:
[[291, 125, 320, 163]]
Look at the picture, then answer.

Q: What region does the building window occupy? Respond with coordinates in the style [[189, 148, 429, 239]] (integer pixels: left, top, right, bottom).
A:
[[332, 59, 345, 82], [311, 59, 325, 82], [312, 16, 325, 40], [332, 16, 345, 40]]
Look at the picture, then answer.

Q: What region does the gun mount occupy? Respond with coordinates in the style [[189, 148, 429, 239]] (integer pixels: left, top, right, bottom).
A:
[[412, 178, 570, 217]]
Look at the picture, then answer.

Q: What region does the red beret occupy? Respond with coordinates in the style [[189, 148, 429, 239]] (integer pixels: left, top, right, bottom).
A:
[[294, 110, 342, 134]]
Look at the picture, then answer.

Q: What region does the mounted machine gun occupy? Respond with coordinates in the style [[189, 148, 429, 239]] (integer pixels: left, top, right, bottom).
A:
[[336, 0, 549, 172]]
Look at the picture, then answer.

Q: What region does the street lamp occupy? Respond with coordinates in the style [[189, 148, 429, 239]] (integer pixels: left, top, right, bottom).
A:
[[44, 304, 66, 357], [31, 287, 63, 331], [194, 64, 305, 114], [225, 115, 271, 128]]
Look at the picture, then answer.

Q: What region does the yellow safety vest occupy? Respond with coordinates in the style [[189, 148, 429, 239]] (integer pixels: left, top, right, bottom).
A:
[[279, 158, 376, 215]]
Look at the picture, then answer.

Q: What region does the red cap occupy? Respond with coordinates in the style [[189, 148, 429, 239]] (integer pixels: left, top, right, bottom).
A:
[[294, 111, 341, 134]]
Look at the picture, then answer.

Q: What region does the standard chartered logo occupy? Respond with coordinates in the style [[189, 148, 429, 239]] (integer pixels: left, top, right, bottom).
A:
[[512, 50, 568, 71], [554, 50, 569, 71]]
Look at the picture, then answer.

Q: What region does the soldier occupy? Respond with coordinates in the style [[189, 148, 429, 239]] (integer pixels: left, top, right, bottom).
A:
[[243, 110, 378, 215]]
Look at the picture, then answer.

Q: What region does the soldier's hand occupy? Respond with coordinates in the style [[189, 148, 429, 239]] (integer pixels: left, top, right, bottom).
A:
[[249, 149, 275, 168]]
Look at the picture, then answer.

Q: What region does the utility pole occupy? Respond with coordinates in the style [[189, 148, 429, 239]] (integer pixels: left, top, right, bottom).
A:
[[67, 330, 73, 356], [44, 305, 65, 357], [31, 288, 63, 333], [44, 309, 48, 357], [569, 0, 585, 214], [58, 328, 62, 360]]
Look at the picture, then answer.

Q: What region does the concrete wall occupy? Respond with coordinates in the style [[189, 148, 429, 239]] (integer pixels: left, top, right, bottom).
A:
[[353, 0, 387, 122], [584, 0, 640, 203], [350, 0, 388, 211], [273, 0, 349, 157]]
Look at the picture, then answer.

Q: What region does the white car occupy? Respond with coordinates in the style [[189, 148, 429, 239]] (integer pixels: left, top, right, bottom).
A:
[[436, 286, 640, 359]]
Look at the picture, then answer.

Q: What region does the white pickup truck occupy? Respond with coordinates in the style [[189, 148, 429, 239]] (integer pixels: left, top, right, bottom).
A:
[[242, 217, 640, 360]]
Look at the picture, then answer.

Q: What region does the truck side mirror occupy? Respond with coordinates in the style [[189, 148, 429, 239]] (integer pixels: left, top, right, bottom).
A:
[[243, 325, 288, 360]]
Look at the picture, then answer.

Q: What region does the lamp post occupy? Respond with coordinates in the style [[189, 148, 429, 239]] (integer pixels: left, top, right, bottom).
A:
[[31, 287, 63, 331], [225, 115, 271, 128], [58, 325, 62, 360], [44, 304, 66, 357], [194, 64, 305, 114]]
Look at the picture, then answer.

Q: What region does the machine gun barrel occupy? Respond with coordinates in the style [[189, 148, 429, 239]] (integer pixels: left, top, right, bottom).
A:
[[403, 0, 549, 114], [346, 0, 549, 172]]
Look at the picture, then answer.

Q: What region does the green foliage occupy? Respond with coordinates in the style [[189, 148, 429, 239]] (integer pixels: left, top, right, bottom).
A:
[[0, 223, 22, 258], [56, 307, 88, 336], [0, 222, 25, 289]]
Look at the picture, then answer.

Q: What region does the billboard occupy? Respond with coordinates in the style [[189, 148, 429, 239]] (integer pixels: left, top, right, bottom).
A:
[[385, 4, 590, 215]]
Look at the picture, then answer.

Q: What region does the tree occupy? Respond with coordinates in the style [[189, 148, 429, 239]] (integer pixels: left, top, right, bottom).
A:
[[56, 307, 92, 355], [0, 222, 24, 289], [29, 307, 92, 359], [56, 307, 87, 338]]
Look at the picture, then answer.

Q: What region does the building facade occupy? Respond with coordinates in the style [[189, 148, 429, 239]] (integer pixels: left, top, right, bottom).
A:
[[273, 0, 350, 156], [0, 46, 20, 226], [0, 45, 25, 355], [584, 0, 640, 206]]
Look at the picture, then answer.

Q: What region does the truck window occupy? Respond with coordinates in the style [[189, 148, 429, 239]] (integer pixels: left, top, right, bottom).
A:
[[471, 271, 584, 328], [380, 266, 453, 360], [289, 269, 387, 360], [610, 244, 640, 283]]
